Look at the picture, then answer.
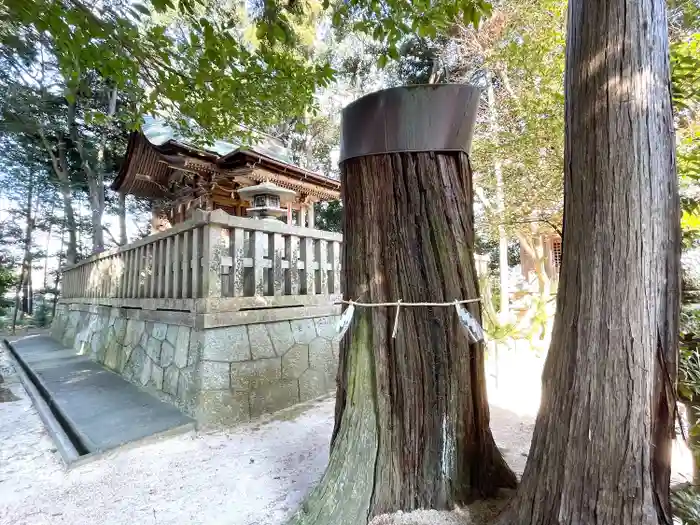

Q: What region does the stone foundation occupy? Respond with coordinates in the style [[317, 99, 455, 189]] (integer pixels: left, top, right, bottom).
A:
[[51, 303, 340, 426]]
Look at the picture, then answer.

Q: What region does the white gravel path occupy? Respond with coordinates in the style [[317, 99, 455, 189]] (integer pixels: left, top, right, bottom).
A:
[[0, 346, 691, 525], [0, 346, 335, 525]]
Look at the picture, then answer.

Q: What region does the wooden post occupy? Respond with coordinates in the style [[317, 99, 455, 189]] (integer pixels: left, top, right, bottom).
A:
[[251, 230, 266, 296], [272, 233, 285, 296], [173, 233, 181, 299], [181, 230, 190, 298], [165, 236, 173, 298], [290, 85, 515, 525], [301, 237, 314, 295], [307, 203, 315, 229], [316, 239, 328, 295], [201, 223, 226, 298], [286, 234, 300, 295], [330, 241, 341, 294], [191, 227, 201, 298]]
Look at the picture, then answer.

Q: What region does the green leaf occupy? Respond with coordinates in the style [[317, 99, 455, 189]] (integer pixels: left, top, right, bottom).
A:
[[377, 54, 388, 69], [132, 3, 150, 15]]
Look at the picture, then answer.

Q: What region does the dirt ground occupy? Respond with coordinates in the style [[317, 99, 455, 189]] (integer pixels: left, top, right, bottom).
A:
[[0, 346, 691, 525]]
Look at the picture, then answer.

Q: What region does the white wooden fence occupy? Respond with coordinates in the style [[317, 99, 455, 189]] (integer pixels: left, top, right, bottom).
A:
[[61, 210, 343, 312]]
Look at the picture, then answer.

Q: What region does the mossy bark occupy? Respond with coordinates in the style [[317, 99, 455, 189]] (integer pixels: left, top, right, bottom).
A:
[[289, 152, 516, 525]]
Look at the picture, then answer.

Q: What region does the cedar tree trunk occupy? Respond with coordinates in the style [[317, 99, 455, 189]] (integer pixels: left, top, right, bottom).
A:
[[289, 151, 516, 525], [496, 0, 680, 523]]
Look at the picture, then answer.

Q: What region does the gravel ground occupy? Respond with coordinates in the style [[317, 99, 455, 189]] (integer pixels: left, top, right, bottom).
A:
[[0, 346, 690, 525]]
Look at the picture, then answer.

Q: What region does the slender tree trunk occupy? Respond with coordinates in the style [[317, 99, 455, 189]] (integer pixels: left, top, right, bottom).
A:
[[37, 129, 77, 264], [118, 192, 127, 246], [52, 225, 65, 319], [291, 151, 516, 525], [13, 173, 35, 333], [496, 0, 679, 523], [486, 71, 510, 323], [42, 202, 55, 292]]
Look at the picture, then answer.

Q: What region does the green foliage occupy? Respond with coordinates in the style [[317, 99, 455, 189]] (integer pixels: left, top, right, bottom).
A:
[[1, 0, 490, 141], [671, 34, 700, 112], [328, 0, 491, 67], [679, 307, 700, 403], [31, 301, 52, 327], [469, 0, 566, 239], [0, 266, 15, 304], [1, 0, 332, 140], [315, 200, 342, 233], [673, 486, 700, 525]]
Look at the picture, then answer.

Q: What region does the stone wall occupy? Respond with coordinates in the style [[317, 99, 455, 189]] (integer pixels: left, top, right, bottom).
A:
[[51, 304, 196, 411], [195, 316, 340, 425], [51, 303, 340, 426]]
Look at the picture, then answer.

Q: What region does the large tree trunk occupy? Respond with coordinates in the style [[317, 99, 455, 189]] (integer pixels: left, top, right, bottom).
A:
[[496, 0, 679, 523], [290, 150, 516, 525]]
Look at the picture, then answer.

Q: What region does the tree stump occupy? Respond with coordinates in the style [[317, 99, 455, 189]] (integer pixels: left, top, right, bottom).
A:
[[289, 85, 516, 525]]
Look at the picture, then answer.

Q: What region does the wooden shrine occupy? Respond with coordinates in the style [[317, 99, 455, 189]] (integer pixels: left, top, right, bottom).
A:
[[112, 131, 341, 232]]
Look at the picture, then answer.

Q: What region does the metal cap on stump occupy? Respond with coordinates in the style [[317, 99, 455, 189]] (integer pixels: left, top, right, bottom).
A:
[[339, 84, 481, 162]]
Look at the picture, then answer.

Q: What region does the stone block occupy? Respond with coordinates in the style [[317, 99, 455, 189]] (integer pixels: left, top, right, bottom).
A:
[[161, 341, 175, 368], [139, 356, 153, 387], [177, 366, 197, 405], [267, 321, 295, 355], [123, 346, 145, 382], [126, 320, 145, 347], [200, 361, 230, 390], [145, 336, 162, 363], [152, 322, 168, 341], [166, 324, 179, 346], [281, 344, 309, 380], [230, 358, 281, 391], [196, 390, 250, 427], [309, 337, 332, 370], [290, 319, 317, 345], [104, 340, 120, 371], [248, 324, 275, 359], [92, 331, 107, 362], [249, 380, 299, 418], [299, 368, 332, 401], [309, 337, 338, 389], [150, 363, 164, 390], [163, 365, 179, 396], [175, 326, 191, 368], [121, 344, 134, 373], [200, 326, 250, 362], [314, 316, 337, 340]]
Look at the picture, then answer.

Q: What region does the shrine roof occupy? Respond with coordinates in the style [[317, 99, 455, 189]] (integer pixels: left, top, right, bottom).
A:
[[112, 118, 341, 201]]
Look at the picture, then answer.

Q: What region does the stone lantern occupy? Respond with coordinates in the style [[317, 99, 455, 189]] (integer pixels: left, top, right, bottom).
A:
[[237, 181, 296, 221]]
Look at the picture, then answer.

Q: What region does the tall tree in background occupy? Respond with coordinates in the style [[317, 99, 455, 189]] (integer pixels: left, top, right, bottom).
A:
[[496, 0, 680, 522]]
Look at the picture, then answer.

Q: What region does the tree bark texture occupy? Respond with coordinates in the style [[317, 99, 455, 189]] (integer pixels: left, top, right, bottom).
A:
[[118, 192, 128, 246], [497, 0, 679, 524], [289, 152, 516, 525], [13, 172, 35, 332]]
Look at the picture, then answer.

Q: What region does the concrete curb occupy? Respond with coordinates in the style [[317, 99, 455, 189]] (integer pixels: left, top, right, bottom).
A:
[[3, 340, 81, 467]]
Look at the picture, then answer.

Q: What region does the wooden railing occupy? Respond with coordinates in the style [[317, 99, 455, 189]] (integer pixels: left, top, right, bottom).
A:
[[60, 210, 343, 312]]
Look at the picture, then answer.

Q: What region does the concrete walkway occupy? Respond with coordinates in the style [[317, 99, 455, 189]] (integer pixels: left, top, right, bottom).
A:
[[8, 335, 194, 457]]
